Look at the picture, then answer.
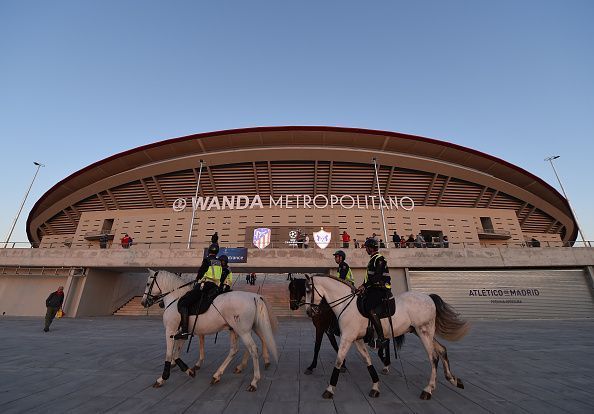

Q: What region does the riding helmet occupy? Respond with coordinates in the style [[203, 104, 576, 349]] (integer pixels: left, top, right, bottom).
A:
[[208, 243, 219, 255], [364, 238, 379, 249], [219, 254, 229, 264], [333, 250, 346, 260]]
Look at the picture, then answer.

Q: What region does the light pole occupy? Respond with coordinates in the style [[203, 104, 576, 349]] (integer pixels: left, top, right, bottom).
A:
[[3, 161, 45, 248], [187, 160, 205, 249], [372, 157, 389, 248], [545, 156, 590, 247]]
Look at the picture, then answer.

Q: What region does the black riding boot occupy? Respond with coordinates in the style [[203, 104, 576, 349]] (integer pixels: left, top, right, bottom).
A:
[[369, 311, 388, 350], [174, 308, 190, 340]]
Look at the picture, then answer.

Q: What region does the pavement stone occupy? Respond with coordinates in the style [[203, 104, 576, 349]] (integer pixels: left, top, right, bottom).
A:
[[0, 316, 593, 413]]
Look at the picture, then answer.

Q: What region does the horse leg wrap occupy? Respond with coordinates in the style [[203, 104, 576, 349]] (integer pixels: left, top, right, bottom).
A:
[[330, 367, 341, 387], [175, 358, 189, 372], [162, 361, 171, 380], [367, 365, 379, 383]]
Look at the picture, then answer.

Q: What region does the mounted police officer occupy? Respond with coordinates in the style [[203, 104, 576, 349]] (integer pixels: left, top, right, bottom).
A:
[[333, 250, 354, 286], [218, 254, 233, 293], [357, 238, 392, 349], [174, 243, 222, 340]]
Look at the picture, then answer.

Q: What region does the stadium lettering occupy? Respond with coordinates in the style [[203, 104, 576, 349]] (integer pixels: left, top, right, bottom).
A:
[[172, 194, 415, 212]]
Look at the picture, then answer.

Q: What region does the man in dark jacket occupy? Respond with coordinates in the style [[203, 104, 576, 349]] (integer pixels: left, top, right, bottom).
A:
[[44, 286, 64, 332]]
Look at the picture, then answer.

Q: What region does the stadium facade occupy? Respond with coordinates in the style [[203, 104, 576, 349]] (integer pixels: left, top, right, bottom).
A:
[[1, 126, 592, 319]]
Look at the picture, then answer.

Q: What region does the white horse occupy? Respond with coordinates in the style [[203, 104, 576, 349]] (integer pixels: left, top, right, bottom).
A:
[[141, 269, 278, 391], [304, 275, 469, 400]]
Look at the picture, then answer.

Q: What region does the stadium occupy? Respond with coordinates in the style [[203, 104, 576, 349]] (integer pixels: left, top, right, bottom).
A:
[[1, 126, 592, 319]]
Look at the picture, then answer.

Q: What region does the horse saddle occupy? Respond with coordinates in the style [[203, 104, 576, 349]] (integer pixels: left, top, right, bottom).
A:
[[187, 288, 220, 316], [356, 291, 396, 319]]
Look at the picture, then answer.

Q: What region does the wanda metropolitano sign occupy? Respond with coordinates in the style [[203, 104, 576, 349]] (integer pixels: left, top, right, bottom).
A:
[[172, 194, 415, 212]]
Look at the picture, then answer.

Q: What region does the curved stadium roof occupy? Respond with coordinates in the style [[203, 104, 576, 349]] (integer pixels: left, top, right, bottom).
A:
[[27, 126, 576, 244]]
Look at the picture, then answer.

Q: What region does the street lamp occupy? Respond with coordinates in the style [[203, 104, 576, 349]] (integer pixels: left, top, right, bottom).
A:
[[545, 156, 590, 247], [3, 161, 45, 248]]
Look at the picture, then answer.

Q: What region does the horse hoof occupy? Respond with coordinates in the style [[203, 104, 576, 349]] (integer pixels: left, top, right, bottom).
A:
[[234, 367, 242, 374], [152, 381, 163, 388], [322, 390, 334, 399], [188, 368, 196, 378], [210, 377, 220, 385], [420, 391, 432, 400], [264, 362, 270, 370], [381, 367, 390, 375], [369, 389, 380, 398], [456, 378, 464, 389], [194, 365, 201, 371], [304, 369, 313, 375], [247, 385, 257, 392]]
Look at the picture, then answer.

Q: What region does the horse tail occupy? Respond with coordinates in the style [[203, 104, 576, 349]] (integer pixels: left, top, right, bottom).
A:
[[430, 294, 470, 341], [254, 296, 279, 362]]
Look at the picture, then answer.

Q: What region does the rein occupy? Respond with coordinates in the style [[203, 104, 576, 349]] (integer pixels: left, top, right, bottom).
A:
[[144, 271, 194, 307], [303, 277, 357, 321]]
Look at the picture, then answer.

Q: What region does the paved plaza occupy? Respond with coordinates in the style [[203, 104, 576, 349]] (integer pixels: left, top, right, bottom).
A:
[[0, 316, 593, 413]]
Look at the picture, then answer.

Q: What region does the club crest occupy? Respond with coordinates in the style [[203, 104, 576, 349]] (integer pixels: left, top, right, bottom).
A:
[[313, 227, 331, 249], [253, 228, 271, 249]]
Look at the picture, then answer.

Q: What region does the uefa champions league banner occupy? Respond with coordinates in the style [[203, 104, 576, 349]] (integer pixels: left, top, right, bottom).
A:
[[202, 247, 248, 263]]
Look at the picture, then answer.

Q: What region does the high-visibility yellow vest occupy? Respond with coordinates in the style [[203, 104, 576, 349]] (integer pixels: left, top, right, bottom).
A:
[[201, 258, 223, 284], [336, 263, 354, 285]]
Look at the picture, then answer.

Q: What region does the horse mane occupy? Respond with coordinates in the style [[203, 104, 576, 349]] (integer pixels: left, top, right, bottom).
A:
[[153, 269, 186, 292], [314, 275, 354, 291]]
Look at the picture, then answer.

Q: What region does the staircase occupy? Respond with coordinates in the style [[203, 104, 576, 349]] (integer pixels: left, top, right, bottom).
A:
[[114, 296, 163, 316], [232, 274, 306, 318], [113, 274, 306, 318]]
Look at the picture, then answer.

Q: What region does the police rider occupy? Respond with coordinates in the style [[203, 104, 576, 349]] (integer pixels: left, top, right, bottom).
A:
[[333, 250, 354, 286], [218, 255, 233, 293], [357, 238, 391, 349], [175, 243, 222, 340]]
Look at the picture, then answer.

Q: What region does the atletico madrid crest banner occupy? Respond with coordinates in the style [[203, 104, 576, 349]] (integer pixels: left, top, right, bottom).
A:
[[253, 228, 272, 249]]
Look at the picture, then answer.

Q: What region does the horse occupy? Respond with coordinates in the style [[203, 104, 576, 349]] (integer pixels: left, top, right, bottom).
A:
[[304, 275, 469, 400], [289, 277, 393, 374], [141, 269, 278, 391]]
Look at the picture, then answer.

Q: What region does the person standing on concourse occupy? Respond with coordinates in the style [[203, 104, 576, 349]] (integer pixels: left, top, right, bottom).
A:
[[44, 286, 64, 332]]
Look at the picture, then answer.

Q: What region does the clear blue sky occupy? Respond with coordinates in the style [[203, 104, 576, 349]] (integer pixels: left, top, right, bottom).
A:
[[1, 0, 593, 245]]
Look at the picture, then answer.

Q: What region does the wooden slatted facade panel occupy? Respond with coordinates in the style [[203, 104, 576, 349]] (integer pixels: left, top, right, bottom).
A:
[[41, 160, 561, 237]]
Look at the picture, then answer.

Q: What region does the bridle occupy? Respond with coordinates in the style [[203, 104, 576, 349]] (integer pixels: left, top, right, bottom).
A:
[[143, 271, 193, 308], [304, 276, 357, 320]]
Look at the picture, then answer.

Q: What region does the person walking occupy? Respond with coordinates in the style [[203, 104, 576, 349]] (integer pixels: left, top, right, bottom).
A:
[[44, 286, 65, 332], [211, 231, 219, 245]]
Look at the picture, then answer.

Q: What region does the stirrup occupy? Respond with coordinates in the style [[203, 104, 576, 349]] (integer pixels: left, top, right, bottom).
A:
[[172, 332, 191, 340]]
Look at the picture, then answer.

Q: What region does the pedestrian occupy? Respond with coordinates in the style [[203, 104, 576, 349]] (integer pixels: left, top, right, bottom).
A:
[[121, 233, 131, 248], [304, 234, 310, 249], [379, 239, 386, 248], [246, 274, 250, 284], [211, 231, 219, 245], [341, 231, 351, 248], [354, 239, 360, 249], [99, 233, 108, 249], [392, 231, 400, 248], [44, 286, 65, 332]]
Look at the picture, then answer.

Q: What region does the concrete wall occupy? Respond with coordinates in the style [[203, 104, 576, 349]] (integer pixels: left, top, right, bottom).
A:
[[0, 275, 68, 316], [2, 245, 594, 271], [72, 270, 149, 317]]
